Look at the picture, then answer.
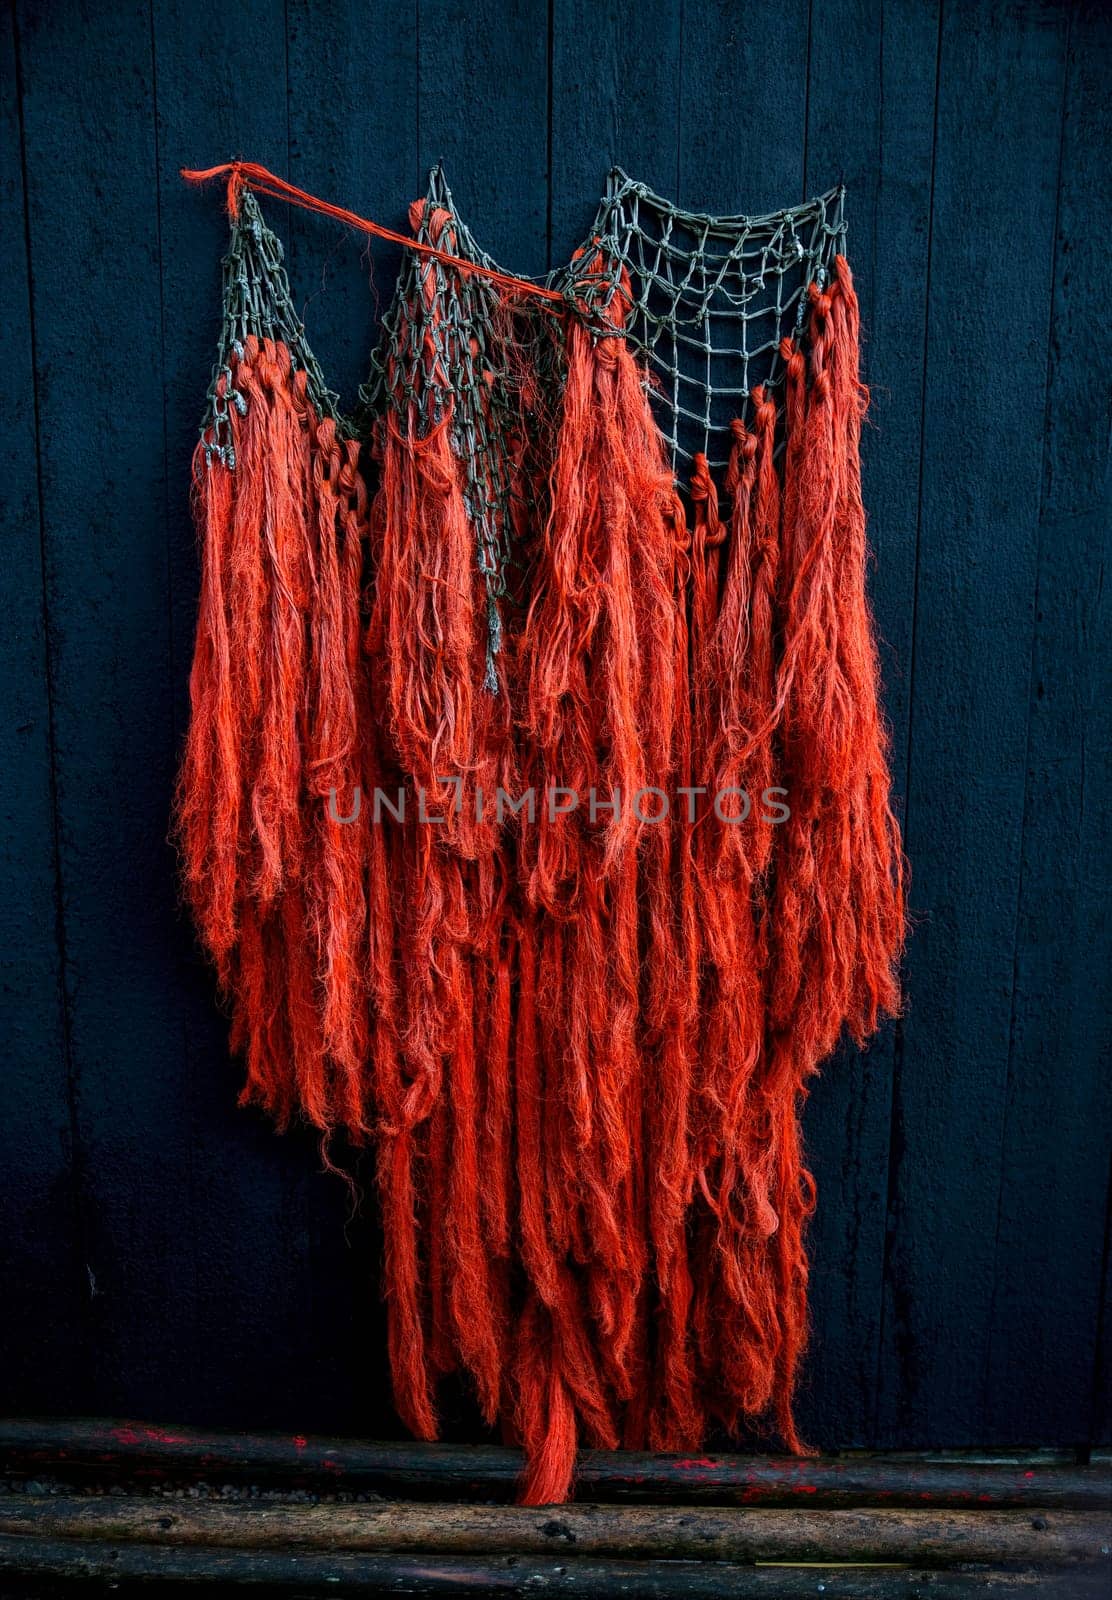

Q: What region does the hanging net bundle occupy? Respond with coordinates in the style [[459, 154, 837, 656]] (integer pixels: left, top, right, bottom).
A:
[[177, 161, 905, 1504], [176, 188, 371, 1134]]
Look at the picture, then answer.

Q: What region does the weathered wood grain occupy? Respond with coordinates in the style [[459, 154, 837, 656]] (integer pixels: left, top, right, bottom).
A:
[[876, 0, 1072, 1449], [0, 1496, 1107, 1567], [550, 0, 684, 267], [13, 0, 197, 1421], [982, 0, 1112, 1451], [419, 0, 549, 275], [1, 1536, 1105, 1598], [0, 0, 83, 1418], [282, 0, 419, 1439], [147, 0, 331, 1435], [2, 1424, 1108, 1510], [676, 0, 809, 216], [797, 0, 939, 1451]]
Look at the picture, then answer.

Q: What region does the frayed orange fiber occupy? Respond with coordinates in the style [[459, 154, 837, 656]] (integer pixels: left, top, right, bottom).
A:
[[179, 161, 905, 1509], [177, 335, 372, 1134]]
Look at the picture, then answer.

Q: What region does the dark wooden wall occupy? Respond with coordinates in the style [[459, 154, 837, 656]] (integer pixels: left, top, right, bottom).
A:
[[2, 0, 1109, 1452]]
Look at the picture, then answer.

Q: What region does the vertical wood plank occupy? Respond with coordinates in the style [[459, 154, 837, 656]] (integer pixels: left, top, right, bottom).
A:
[[150, 0, 322, 1429], [550, 0, 683, 270], [876, 0, 1069, 1447], [286, 0, 417, 409], [0, 0, 86, 1412], [676, 0, 809, 214], [983, 0, 1112, 1447], [797, 0, 889, 1451], [1096, 1182, 1112, 1446], [418, 0, 549, 274], [799, 0, 940, 1448], [285, 0, 419, 1437], [13, 0, 199, 1415]]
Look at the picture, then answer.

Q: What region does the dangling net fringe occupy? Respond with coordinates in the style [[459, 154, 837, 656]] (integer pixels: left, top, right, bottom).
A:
[[176, 335, 371, 1135], [177, 174, 905, 1507]]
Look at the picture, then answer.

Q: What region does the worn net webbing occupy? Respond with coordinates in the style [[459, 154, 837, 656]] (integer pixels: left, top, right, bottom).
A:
[[565, 170, 847, 471], [362, 169, 564, 686], [201, 170, 849, 662], [202, 168, 847, 477], [201, 190, 347, 466], [360, 168, 848, 666]]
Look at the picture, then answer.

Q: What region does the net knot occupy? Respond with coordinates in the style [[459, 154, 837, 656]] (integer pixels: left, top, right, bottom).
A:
[[691, 452, 727, 546], [424, 205, 459, 256], [752, 384, 777, 432], [729, 417, 758, 462], [808, 282, 834, 325], [226, 162, 246, 220], [689, 452, 715, 503]]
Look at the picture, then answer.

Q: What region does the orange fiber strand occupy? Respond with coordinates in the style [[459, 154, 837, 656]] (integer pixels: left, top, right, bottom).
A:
[[750, 256, 905, 1451], [687, 439, 772, 1438], [236, 341, 314, 910], [176, 429, 238, 980], [636, 466, 700, 1453], [303, 412, 371, 1130], [363, 194, 521, 1448], [511, 265, 684, 1501], [770, 258, 905, 1063], [355, 654, 439, 1438], [367, 200, 508, 856], [177, 331, 374, 1138]]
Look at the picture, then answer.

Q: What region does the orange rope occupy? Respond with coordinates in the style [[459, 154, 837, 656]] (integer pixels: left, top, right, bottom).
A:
[[182, 161, 567, 308]]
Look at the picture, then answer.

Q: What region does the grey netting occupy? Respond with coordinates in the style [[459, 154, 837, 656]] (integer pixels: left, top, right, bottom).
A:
[[359, 167, 849, 671], [363, 172, 566, 691], [361, 168, 563, 689], [206, 169, 850, 669], [201, 190, 348, 468], [361, 171, 513, 684], [563, 170, 847, 472]]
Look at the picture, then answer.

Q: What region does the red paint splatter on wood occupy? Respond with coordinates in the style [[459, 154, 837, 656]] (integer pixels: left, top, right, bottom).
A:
[[110, 1425, 191, 1448]]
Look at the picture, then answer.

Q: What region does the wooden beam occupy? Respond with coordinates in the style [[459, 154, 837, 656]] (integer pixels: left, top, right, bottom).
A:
[[0, 1496, 1107, 1567], [1, 1421, 1108, 1508], [2, 1536, 1109, 1597]]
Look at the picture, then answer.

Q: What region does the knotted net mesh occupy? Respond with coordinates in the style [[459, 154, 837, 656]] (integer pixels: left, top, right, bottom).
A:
[[361, 169, 565, 684], [359, 167, 847, 666], [200, 190, 347, 466], [565, 169, 848, 471]]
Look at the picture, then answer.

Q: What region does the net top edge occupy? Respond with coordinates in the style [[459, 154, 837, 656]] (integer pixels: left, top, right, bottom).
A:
[[604, 167, 847, 236]]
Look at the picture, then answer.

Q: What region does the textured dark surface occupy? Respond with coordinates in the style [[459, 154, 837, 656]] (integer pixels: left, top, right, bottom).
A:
[[3, 1423, 1110, 1510], [1, 0, 1108, 1451]]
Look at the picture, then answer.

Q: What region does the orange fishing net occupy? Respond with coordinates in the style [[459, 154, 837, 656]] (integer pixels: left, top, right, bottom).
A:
[[177, 164, 905, 1504]]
